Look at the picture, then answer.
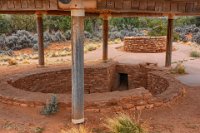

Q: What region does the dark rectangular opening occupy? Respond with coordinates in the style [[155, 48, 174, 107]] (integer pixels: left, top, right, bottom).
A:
[[118, 73, 128, 91]]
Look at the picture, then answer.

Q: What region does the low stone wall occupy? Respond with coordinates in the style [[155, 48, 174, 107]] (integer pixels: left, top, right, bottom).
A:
[[0, 61, 186, 112], [147, 72, 169, 95], [124, 36, 166, 53], [9, 61, 116, 94]]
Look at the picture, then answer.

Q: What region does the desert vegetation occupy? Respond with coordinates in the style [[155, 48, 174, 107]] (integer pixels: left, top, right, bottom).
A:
[[60, 113, 146, 133], [0, 15, 200, 66], [171, 62, 187, 75], [190, 51, 200, 58], [0, 15, 199, 54], [41, 95, 58, 116]]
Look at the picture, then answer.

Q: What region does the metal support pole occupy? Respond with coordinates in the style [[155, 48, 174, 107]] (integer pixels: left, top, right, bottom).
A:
[[36, 14, 45, 66], [71, 9, 85, 124], [165, 15, 174, 67], [102, 16, 109, 61]]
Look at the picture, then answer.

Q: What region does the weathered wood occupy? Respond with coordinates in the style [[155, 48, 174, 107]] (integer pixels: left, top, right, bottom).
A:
[[21, 0, 28, 8], [123, 0, 131, 10], [14, 0, 22, 9], [139, 0, 147, 10], [96, 0, 200, 15], [71, 12, 85, 124], [171, 2, 178, 12], [155, 1, 163, 12], [0, 0, 200, 16], [35, 0, 43, 8], [102, 16, 109, 61], [132, 0, 139, 10], [7, 0, 15, 9], [49, 0, 58, 10], [165, 16, 174, 67], [0, 0, 58, 10], [115, 0, 122, 9], [28, 0, 36, 9], [147, 0, 155, 11], [107, 0, 115, 9], [36, 14, 45, 66], [185, 3, 194, 12]]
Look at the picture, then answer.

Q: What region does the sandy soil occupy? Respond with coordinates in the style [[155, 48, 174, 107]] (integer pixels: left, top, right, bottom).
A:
[[0, 85, 199, 133]]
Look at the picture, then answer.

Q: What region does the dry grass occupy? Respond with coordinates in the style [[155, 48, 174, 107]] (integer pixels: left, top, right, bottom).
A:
[[84, 43, 100, 52], [8, 59, 18, 66], [105, 113, 147, 133], [190, 51, 200, 58], [109, 38, 122, 45], [61, 126, 92, 133], [171, 62, 186, 75]]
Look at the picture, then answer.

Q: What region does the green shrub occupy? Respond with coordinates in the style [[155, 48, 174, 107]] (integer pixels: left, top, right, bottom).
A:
[[171, 62, 186, 74], [105, 114, 144, 133], [147, 18, 167, 37], [190, 51, 200, 58], [173, 32, 180, 42], [41, 95, 58, 115]]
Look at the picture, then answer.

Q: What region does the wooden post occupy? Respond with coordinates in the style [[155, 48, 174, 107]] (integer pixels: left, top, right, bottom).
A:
[[102, 15, 109, 61], [36, 13, 45, 66], [165, 14, 174, 67], [71, 9, 85, 124]]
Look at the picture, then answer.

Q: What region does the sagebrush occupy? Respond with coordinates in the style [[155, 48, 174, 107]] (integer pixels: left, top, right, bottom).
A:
[[41, 95, 58, 115]]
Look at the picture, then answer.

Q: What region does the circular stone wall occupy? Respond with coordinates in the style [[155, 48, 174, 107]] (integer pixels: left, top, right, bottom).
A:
[[0, 62, 186, 112], [124, 36, 166, 53]]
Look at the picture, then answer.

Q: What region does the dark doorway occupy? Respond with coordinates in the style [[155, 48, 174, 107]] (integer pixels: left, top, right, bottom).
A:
[[118, 73, 128, 91]]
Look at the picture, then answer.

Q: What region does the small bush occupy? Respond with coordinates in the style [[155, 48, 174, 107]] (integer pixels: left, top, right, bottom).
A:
[[171, 62, 186, 74], [41, 95, 58, 116], [8, 59, 18, 66], [105, 114, 145, 133], [190, 51, 200, 58], [173, 32, 180, 42], [84, 44, 100, 52], [33, 127, 44, 133], [62, 126, 91, 133], [148, 24, 167, 36], [114, 38, 122, 44]]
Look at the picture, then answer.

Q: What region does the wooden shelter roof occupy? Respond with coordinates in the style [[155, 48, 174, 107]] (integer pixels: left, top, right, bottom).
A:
[[0, 0, 200, 16]]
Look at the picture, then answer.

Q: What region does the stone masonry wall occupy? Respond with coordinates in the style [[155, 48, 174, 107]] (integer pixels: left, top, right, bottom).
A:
[[10, 61, 117, 94], [116, 64, 148, 90], [147, 72, 169, 95], [1, 62, 186, 110], [124, 36, 166, 53]]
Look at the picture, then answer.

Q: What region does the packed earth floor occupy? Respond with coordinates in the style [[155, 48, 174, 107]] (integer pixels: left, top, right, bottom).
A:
[[0, 41, 199, 133]]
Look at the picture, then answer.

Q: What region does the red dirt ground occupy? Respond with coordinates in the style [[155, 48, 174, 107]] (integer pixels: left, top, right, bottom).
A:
[[0, 42, 200, 132], [0, 65, 199, 133], [13, 42, 71, 56]]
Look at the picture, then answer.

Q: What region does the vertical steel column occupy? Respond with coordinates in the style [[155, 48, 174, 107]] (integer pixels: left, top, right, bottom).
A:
[[71, 9, 85, 124]]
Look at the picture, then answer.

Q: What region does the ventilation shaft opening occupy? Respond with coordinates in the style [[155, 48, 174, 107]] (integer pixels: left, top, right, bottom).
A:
[[119, 73, 128, 91]]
